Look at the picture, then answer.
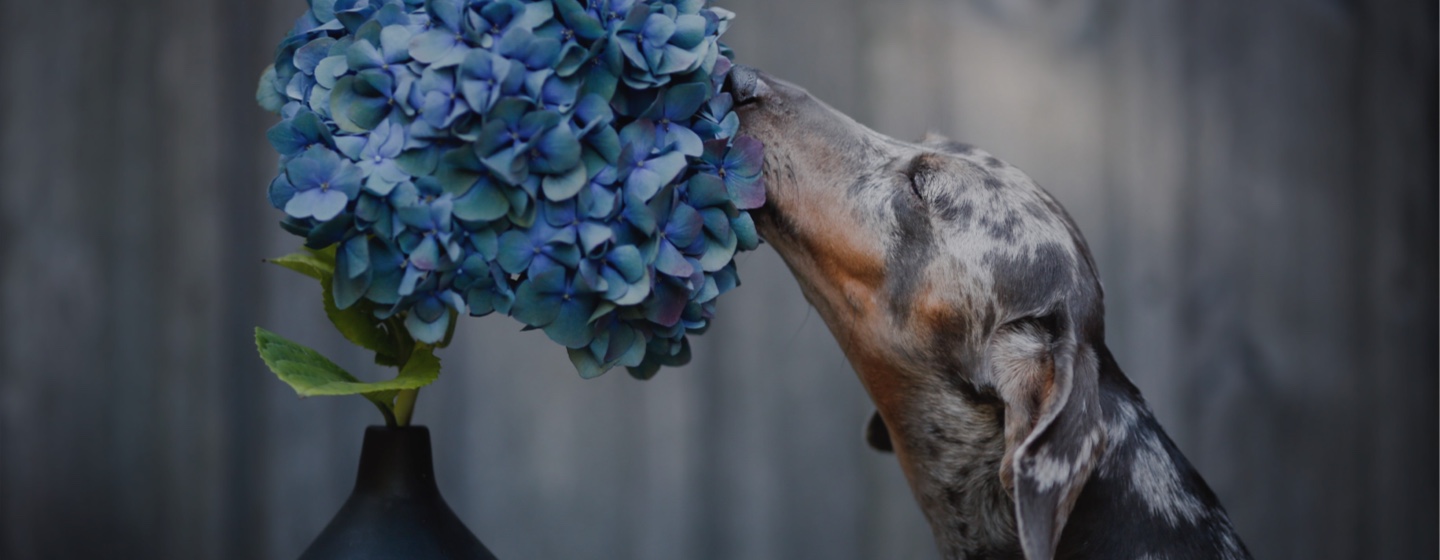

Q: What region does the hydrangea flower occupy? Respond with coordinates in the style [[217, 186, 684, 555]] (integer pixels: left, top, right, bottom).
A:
[[258, 0, 763, 379]]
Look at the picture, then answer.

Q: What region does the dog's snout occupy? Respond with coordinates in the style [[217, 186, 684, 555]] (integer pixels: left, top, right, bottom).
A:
[[724, 64, 769, 105]]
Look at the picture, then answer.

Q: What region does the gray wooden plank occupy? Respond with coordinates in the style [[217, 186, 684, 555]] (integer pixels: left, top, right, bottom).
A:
[[1356, 0, 1438, 558]]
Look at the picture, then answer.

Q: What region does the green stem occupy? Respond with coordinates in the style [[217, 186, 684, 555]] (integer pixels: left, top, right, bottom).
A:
[[385, 316, 420, 426], [393, 389, 420, 427], [372, 400, 399, 428]]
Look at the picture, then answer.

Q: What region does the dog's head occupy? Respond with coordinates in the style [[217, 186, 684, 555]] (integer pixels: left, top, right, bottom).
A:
[[729, 65, 1109, 559]]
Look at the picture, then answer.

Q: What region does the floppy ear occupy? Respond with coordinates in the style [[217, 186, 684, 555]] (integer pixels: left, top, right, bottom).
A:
[[865, 410, 894, 453], [987, 310, 1105, 560]]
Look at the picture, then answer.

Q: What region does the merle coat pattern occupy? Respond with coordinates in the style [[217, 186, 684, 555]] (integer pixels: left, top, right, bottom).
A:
[[725, 66, 1251, 560]]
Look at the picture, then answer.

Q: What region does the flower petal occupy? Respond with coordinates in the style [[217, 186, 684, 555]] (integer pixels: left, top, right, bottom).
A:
[[405, 306, 451, 343], [732, 212, 759, 251], [409, 28, 464, 65], [662, 81, 709, 120], [496, 230, 536, 274], [541, 163, 588, 201], [654, 240, 693, 278], [512, 280, 564, 328], [285, 188, 350, 221], [453, 181, 511, 222], [664, 203, 703, 248], [544, 298, 597, 348]]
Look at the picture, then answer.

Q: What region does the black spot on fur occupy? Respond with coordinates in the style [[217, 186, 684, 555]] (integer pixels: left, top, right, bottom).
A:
[[983, 175, 1006, 191], [985, 243, 1073, 313], [887, 191, 935, 321], [956, 201, 975, 227], [981, 211, 1023, 243], [1023, 201, 1053, 223], [933, 193, 975, 228], [933, 192, 957, 217], [985, 156, 1004, 168]]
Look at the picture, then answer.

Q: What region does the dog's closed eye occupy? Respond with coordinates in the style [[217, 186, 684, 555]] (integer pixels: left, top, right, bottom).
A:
[[900, 153, 948, 201]]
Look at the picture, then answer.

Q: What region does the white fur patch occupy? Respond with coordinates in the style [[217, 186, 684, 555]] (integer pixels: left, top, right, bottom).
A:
[[1028, 428, 1102, 492], [1130, 433, 1208, 526]]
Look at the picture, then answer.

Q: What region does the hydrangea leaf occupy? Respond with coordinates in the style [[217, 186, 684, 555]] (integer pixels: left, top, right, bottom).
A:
[[267, 250, 334, 281], [255, 327, 440, 397]]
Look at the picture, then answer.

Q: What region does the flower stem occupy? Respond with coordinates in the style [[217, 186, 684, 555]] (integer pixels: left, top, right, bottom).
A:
[[394, 388, 420, 426], [373, 400, 399, 428]]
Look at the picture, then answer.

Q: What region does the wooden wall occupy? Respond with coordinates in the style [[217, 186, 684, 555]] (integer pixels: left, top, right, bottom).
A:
[[1, 0, 1433, 558]]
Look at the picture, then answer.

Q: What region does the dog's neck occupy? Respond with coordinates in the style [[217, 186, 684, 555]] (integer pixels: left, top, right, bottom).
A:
[[1056, 353, 1250, 559], [861, 348, 1248, 560], [877, 380, 1023, 559]]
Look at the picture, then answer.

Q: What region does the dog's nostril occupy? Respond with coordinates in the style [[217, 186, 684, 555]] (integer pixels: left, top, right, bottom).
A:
[[725, 64, 762, 106]]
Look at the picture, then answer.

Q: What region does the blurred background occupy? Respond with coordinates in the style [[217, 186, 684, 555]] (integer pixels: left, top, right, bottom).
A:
[[1, 0, 1435, 558]]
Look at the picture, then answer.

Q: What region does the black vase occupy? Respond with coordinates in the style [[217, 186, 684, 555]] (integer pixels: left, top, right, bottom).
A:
[[299, 426, 498, 560]]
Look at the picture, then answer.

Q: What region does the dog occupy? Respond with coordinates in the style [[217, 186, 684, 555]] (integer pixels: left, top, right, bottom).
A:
[[724, 65, 1252, 560]]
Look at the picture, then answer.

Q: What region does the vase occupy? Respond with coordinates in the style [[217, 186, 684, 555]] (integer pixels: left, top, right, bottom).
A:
[[299, 426, 499, 560]]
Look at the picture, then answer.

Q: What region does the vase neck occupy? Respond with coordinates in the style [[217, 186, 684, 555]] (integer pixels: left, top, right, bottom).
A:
[[353, 426, 441, 498]]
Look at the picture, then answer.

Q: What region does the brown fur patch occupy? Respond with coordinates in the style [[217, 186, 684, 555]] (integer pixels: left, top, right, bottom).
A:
[[807, 224, 885, 291]]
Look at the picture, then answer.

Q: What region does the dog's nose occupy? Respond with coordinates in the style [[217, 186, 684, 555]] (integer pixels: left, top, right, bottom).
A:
[[724, 64, 768, 105]]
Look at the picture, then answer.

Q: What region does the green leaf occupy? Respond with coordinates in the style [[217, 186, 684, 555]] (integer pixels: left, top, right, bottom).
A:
[[255, 327, 439, 397], [398, 344, 442, 386], [322, 278, 397, 360], [267, 250, 334, 281], [268, 246, 399, 364], [306, 245, 338, 265]]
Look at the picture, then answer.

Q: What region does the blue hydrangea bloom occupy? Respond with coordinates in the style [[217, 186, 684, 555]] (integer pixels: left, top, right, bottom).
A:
[[259, 0, 763, 379]]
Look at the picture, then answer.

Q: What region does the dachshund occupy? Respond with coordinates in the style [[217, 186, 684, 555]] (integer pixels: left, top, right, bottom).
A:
[[725, 65, 1252, 560]]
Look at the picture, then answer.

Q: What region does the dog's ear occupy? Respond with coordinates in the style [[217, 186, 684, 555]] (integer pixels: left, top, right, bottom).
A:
[[987, 307, 1105, 560], [865, 410, 894, 452]]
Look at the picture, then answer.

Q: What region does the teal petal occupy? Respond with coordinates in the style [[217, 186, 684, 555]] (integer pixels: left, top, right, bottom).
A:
[[698, 229, 737, 272], [662, 82, 709, 119], [453, 181, 510, 222], [531, 125, 582, 175], [544, 299, 596, 349], [256, 65, 285, 112], [732, 212, 759, 250], [567, 346, 609, 379], [669, 14, 706, 49], [661, 125, 703, 157], [541, 161, 587, 200], [512, 277, 564, 327], [409, 28, 466, 65], [405, 306, 451, 343], [496, 230, 535, 274], [686, 173, 728, 208], [654, 241, 693, 278], [577, 222, 612, 256]]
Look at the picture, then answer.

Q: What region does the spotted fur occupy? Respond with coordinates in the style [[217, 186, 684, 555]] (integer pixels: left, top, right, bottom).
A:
[[729, 66, 1251, 560]]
